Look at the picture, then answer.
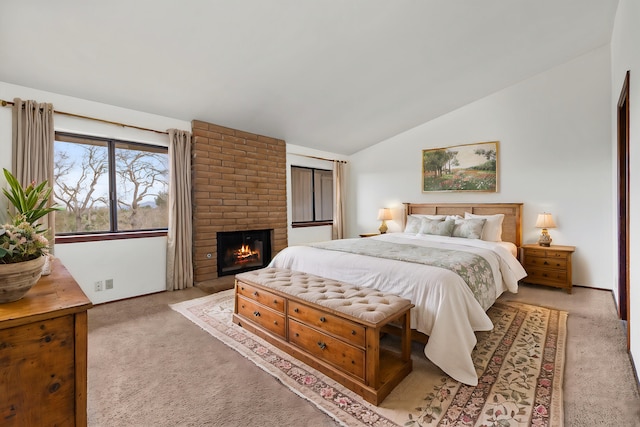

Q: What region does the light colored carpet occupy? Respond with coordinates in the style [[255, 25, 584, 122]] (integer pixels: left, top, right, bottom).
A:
[[86, 282, 640, 426], [171, 290, 566, 426]]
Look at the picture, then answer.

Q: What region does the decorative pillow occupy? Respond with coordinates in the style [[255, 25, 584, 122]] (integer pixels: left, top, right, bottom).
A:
[[404, 215, 423, 233], [419, 218, 455, 236], [464, 212, 504, 242], [452, 218, 486, 239]]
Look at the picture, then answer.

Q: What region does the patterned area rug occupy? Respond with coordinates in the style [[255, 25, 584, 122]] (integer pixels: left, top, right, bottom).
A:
[[171, 290, 566, 427]]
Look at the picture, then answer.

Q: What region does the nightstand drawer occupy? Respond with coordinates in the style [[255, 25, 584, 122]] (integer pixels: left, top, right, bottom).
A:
[[525, 248, 569, 260], [523, 257, 567, 270], [525, 267, 567, 286]]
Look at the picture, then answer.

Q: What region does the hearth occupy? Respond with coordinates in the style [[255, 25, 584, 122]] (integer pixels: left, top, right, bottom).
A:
[[217, 229, 272, 276]]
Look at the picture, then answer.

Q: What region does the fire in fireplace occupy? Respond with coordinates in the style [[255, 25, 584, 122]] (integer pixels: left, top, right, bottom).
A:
[[217, 229, 272, 276]]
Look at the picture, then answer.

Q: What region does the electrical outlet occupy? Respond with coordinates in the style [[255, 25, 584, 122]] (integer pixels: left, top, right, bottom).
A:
[[94, 281, 103, 292], [105, 279, 113, 290]]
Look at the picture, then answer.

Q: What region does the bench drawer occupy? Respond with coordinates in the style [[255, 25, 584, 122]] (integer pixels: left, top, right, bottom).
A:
[[288, 301, 366, 347], [289, 318, 365, 380], [237, 295, 286, 338], [237, 281, 285, 314]]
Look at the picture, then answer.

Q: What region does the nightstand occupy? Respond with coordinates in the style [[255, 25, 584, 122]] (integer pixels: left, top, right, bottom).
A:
[[359, 233, 379, 238], [520, 244, 576, 294]]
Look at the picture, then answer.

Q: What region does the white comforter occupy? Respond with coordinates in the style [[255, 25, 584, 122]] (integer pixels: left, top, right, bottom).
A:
[[268, 232, 527, 385]]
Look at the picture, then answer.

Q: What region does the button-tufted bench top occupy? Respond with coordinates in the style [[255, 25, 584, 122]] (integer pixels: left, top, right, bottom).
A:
[[235, 267, 412, 325]]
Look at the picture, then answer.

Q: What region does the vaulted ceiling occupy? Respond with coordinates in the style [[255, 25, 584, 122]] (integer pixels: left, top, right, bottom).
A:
[[0, 1, 619, 154]]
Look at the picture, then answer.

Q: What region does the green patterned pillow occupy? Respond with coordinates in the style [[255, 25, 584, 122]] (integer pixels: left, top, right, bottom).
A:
[[418, 218, 455, 236], [452, 218, 486, 239]]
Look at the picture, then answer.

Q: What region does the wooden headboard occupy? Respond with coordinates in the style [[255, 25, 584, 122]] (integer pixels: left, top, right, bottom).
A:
[[403, 202, 523, 247]]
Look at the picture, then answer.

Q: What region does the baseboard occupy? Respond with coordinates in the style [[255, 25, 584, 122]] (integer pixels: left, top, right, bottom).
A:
[[630, 347, 640, 391], [571, 284, 613, 292]]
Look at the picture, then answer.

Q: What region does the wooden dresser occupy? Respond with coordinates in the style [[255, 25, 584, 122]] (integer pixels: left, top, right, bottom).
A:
[[0, 259, 92, 426], [521, 244, 576, 294]]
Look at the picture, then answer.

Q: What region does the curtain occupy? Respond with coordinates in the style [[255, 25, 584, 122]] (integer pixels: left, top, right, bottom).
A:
[[166, 129, 194, 291], [11, 98, 56, 245], [291, 167, 313, 222], [332, 161, 346, 240]]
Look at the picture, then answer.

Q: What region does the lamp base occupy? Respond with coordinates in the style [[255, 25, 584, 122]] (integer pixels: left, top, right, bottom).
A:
[[538, 229, 552, 247], [378, 221, 388, 234]]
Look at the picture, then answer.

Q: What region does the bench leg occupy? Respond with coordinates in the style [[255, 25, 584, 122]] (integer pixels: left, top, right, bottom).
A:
[[365, 327, 381, 389], [401, 311, 411, 362]]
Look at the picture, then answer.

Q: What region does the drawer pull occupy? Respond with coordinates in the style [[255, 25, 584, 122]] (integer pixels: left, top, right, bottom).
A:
[[317, 341, 327, 350], [295, 333, 299, 337], [319, 317, 326, 323], [273, 299, 278, 304], [351, 330, 356, 335], [294, 308, 299, 313], [253, 311, 261, 317], [543, 261, 549, 265], [253, 291, 259, 297], [241, 286, 245, 291], [273, 321, 278, 325]]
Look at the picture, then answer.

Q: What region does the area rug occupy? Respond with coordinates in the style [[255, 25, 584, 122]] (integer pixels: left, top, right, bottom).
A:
[[171, 290, 566, 427]]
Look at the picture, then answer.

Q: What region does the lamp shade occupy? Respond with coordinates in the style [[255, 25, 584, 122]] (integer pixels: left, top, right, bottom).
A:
[[535, 213, 556, 229], [377, 208, 392, 221]]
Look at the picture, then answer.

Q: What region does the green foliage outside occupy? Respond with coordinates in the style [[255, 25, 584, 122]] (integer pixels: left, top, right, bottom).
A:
[[55, 199, 168, 233]]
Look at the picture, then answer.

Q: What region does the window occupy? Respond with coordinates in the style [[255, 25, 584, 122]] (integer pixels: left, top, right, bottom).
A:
[[291, 166, 333, 226], [54, 132, 169, 235]]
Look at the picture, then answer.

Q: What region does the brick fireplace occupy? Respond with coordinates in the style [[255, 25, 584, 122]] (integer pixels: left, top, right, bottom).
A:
[[191, 120, 288, 283]]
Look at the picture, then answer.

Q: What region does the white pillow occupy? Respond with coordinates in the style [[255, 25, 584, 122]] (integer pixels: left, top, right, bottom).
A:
[[464, 212, 504, 242], [411, 214, 446, 220]]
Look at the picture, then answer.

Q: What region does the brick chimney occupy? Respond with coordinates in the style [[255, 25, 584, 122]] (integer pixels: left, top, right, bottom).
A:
[[191, 120, 288, 283]]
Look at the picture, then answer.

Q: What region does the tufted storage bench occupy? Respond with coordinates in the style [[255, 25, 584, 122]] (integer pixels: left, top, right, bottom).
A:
[[233, 267, 414, 405]]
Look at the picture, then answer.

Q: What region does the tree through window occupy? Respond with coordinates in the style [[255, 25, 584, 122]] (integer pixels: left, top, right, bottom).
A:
[[54, 132, 168, 234]]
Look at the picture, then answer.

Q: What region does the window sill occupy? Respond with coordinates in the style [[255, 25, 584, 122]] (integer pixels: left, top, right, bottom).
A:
[[292, 221, 333, 228], [55, 230, 168, 244]]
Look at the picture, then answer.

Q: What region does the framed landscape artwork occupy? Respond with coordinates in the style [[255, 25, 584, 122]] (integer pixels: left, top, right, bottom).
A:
[[422, 141, 499, 192]]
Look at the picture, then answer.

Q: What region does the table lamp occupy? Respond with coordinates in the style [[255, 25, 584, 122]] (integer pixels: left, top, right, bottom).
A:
[[377, 208, 392, 234], [535, 213, 556, 247]]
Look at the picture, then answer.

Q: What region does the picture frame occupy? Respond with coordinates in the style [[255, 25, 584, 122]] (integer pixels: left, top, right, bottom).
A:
[[422, 141, 499, 192]]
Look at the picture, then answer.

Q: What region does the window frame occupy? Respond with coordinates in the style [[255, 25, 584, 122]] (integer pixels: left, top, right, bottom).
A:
[[53, 131, 169, 243], [290, 165, 334, 228]]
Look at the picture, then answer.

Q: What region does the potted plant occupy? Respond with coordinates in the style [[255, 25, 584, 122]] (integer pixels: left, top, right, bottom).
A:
[[0, 168, 59, 303]]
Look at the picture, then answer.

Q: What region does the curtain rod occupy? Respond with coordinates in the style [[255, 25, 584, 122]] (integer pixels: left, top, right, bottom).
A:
[[0, 99, 168, 135], [290, 152, 347, 164]]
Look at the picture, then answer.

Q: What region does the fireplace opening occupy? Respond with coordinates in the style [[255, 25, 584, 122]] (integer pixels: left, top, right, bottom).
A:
[[217, 229, 272, 276]]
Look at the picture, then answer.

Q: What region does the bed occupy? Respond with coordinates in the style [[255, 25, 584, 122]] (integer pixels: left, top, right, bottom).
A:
[[268, 202, 527, 386]]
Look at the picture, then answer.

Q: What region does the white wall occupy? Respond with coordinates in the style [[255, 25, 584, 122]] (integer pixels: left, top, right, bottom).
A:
[[348, 46, 613, 290], [611, 0, 640, 381], [285, 144, 348, 245], [0, 81, 190, 304]]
